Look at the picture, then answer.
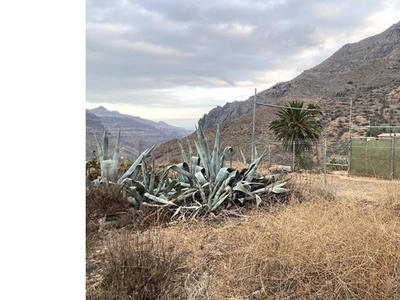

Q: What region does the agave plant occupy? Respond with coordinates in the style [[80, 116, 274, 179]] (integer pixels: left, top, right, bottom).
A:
[[92, 122, 290, 219], [167, 123, 290, 218], [94, 130, 121, 183]]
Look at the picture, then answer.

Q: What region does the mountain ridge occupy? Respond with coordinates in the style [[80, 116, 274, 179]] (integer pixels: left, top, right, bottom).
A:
[[152, 21, 400, 165], [86, 106, 193, 160], [199, 21, 400, 129]]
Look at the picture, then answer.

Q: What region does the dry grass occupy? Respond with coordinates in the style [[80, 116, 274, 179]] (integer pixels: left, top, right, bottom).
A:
[[86, 173, 400, 299]]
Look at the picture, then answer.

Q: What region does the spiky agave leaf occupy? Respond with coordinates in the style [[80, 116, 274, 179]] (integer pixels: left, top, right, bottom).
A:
[[102, 130, 109, 160], [186, 137, 194, 158], [232, 181, 263, 205], [220, 146, 233, 168], [252, 179, 290, 194], [240, 148, 247, 168], [190, 156, 200, 176], [210, 123, 221, 183], [195, 123, 212, 178], [112, 130, 121, 171], [118, 164, 141, 185], [94, 134, 104, 164], [144, 192, 177, 206], [170, 162, 194, 186], [244, 149, 268, 182], [194, 171, 207, 185], [117, 144, 156, 184], [178, 140, 188, 163], [148, 159, 156, 195]]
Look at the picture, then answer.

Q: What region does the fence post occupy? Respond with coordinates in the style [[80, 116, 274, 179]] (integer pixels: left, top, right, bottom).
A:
[[323, 140, 327, 186], [292, 141, 296, 171], [347, 137, 352, 175], [391, 138, 395, 179], [268, 142, 271, 165]]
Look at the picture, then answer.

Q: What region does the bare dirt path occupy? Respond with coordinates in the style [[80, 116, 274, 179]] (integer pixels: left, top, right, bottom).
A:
[[298, 171, 399, 202]]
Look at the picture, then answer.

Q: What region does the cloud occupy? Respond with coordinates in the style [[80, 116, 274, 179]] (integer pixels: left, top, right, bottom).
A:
[[86, 0, 400, 129]]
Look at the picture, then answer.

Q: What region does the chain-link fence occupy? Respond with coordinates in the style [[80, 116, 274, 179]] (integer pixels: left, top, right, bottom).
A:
[[350, 137, 400, 179], [233, 140, 333, 172], [231, 137, 398, 185]]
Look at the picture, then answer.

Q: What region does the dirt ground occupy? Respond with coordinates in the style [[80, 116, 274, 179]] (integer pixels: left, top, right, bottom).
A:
[[297, 170, 399, 202]]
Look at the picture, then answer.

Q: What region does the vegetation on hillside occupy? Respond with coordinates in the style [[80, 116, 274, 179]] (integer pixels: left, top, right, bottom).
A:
[[269, 100, 324, 156]]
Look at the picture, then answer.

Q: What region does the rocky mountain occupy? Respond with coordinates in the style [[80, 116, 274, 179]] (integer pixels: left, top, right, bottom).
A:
[[199, 21, 400, 130], [86, 106, 193, 160], [152, 21, 400, 165]]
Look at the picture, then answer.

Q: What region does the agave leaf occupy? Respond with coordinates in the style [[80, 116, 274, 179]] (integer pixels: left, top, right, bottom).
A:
[[194, 165, 206, 175], [163, 179, 179, 194], [130, 188, 145, 206], [180, 205, 203, 211], [259, 174, 282, 180], [208, 168, 232, 204], [215, 169, 238, 198], [127, 196, 139, 208], [94, 134, 103, 164], [117, 144, 156, 184], [154, 168, 170, 195], [172, 206, 182, 218], [220, 146, 233, 168], [100, 159, 117, 181], [169, 189, 183, 200], [190, 156, 200, 175], [195, 171, 207, 185], [195, 124, 212, 178], [178, 141, 188, 163], [211, 178, 230, 207], [170, 163, 194, 184], [189, 206, 204, 221], [214, 167, 234, 186], [271, 187, 290, 193], [141, 158, 149, 189], [210, 192, 229, 211], [210, 123, 221, 182], [193, 179, 207, 203], [255, 194, 262, 207], [240, 148, 247, 168], [112, 130, 121, 170], [175, 189, 198, 202], [102, 130, 109, 160], [148, 159, 156, 195], [118, 164, 141, 184], [144, 192, 177, 206], [252, 180, 290, 194], [233, 181, 253, 197], [244, 149, 268, 182], [186, 138, 194, 158]]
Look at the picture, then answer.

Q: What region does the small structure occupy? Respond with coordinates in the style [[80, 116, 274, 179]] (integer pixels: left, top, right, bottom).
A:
[[377, 133, 400, 139]]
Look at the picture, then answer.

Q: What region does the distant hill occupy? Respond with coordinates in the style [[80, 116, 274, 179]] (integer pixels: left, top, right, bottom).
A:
[[152, 21, 400, 165], [86, 106, 193, 160]]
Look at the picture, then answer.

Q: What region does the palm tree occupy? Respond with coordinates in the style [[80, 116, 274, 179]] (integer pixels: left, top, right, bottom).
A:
[[269, 100, 323, 156]]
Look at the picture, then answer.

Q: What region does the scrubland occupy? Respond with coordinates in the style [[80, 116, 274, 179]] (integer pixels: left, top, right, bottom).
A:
[[86, 171, 400, 299]]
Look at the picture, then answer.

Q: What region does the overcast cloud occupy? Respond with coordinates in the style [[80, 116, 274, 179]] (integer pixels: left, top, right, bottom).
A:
[[86, 0, 400, 129]]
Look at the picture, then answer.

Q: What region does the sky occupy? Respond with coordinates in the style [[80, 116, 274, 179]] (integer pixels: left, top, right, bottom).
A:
[[86, 0, 400, 129]]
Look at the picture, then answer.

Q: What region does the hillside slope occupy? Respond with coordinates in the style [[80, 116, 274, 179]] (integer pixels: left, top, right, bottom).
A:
[[152, 21, 400, 165], [86, 107, 193, 160]]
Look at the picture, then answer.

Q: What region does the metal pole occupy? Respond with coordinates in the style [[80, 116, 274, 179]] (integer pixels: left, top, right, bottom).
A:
[[349, 98, 353, 138], [268, 142, 271, 165], [323, 140, 327, 186], [292, 141, 295, 171], [391, 137, 395, 179], [251, 88, 257, 162], [348, 98, 353, 175]]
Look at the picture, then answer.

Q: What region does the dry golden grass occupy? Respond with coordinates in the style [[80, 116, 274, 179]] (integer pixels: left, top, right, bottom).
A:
[[86, 173, 400, 299]]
